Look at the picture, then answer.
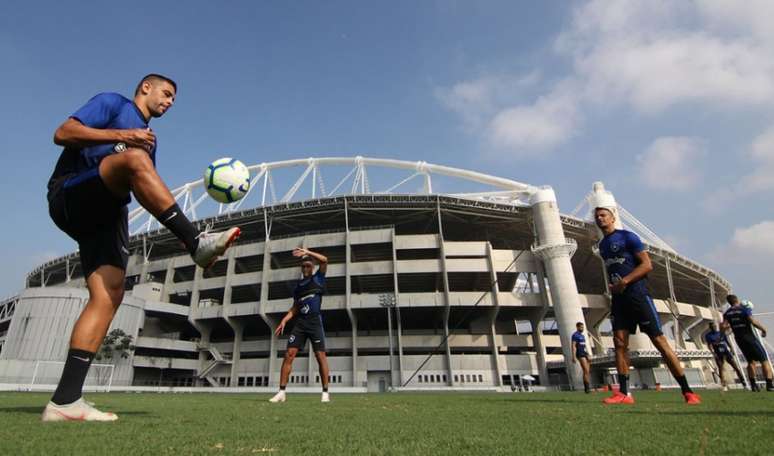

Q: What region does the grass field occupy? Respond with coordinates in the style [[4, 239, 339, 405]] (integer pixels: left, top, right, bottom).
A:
[[0, 390, 772, 455]]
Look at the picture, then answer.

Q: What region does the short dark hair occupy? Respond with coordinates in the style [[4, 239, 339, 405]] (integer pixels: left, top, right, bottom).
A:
[[726, 294, 738, 305], [576, 321, 584, 326], [135, 73, 177, 96]]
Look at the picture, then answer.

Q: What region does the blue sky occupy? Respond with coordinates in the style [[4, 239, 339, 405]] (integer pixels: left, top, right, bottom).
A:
[[1, 1, 773, 321]]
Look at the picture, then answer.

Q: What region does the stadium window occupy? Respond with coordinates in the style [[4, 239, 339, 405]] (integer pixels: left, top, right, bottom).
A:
[[264, 376, 269, 386], [454, 375, 459, 382], [436, 375, 441, 383], [502, 375, 511, 385], [466, 375, 471, 382], [338, 375, 342, 383], [316, 375, 320, 383], [478, 374, 483, 383], [443, 375, 447, 383], [419, 376, 423, 383], [238, 377, 245, 387], [246, 377, 253, 387]]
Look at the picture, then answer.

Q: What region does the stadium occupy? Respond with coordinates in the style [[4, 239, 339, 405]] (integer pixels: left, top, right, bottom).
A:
[[0, 157, 733, 392]]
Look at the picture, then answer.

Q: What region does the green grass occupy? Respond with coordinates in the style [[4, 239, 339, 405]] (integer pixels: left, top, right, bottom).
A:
[[0, 390, 772, 455]]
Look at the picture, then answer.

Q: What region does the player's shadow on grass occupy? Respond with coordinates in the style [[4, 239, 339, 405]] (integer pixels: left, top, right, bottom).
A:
[[480, 396, 587, 404], [629, 410, 774, 417], [0, 406, 151, 416]]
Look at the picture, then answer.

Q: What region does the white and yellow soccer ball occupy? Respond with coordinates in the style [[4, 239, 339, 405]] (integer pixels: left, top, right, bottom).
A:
[[203, 158, 251, 203]]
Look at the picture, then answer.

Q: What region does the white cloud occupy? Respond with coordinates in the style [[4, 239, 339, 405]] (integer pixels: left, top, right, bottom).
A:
[[710, 220, 774, 263], [486, 82, 580, 151], [636, 137, 705, 190], [559, 0, 774, 113], [703, 125, 774, 212], [439, 0, 774, 153]]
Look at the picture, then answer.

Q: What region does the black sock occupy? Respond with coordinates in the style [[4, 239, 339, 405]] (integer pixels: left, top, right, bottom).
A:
[[323, 386, 329, 393], [279, 385, 286, 391], [675, 375, 693, 394], [619, 374, 629, 395], [766, 378, 773, 388], [584, 380, 590, 392], [159, 203, 199, 255], [51, 349, 95, 405]]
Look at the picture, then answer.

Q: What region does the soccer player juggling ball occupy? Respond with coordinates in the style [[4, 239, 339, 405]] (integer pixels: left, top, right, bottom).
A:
[[42, 74, 240, 421]]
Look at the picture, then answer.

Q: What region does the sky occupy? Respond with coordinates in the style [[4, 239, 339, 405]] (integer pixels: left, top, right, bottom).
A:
[[1, 0, 773, 321]]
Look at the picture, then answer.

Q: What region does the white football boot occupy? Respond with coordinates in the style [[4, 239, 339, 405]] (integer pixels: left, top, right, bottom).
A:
[[321, 392, 330, 403], [192, 227, 241, 269], [41, 398, 118, 422], [268, 391, 286, 403]]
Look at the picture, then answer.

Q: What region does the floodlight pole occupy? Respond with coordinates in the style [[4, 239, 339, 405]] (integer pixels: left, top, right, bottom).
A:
[[380, 293, 397, 390]]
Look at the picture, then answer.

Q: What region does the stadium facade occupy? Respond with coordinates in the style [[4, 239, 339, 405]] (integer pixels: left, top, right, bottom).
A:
[[0, 157, 732, 391]]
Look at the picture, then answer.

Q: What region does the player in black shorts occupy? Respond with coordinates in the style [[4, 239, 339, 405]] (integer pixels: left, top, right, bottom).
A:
[[270, 248, 331, 403], [704, 322, 746, 390], [722, 295, 773, 392], [596, 207, 700, 405], [42, 75, 241, 422], [572, 322, 592, 393]]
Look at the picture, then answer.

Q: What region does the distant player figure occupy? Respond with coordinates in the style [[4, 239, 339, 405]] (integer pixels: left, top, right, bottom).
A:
[[42, 75, 240, 422], [595, 207, 701, 405], [722, 295, 773, 392], [572, 322, 592, 393], [704, 321, 747, 391], [270, 248, 331, 403]]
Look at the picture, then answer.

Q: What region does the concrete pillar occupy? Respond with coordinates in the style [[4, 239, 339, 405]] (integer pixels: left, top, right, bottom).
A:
[[664, 258, 685, 349], [344, 199, 359, 387], [485, 242, 504, 387], [391, 228, 404, 387], [223, 248, 241, 387], [530, 319, 549, 385], [436, 198, 454, 386], [257, 210, 278, 386], [160, 258, 176, 302], [529, 187, 586, 390]]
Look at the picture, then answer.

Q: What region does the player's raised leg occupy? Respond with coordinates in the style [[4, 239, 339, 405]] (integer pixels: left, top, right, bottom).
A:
[[98, 149, 240, 268], [42, 266, 125, 421], [651, 334, 700, 404]]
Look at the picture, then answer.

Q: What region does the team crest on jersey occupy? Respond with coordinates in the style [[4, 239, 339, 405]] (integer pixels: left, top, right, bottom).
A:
[[289, 335, 296, 343], [610, 242, 621, 253]]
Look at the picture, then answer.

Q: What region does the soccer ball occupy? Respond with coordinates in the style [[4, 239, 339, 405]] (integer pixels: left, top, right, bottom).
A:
[[203, 158, 251, 203], [741, 299, 754, 309]]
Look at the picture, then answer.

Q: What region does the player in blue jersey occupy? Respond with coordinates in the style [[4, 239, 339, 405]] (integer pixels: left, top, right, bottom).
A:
[[42, 75, 240, 422], [572, 322, 592, 393], [595, 207, 701, 405], [704, 322, 746, 391], [722, 295, 773, 392], [270, 248, 331, 403]]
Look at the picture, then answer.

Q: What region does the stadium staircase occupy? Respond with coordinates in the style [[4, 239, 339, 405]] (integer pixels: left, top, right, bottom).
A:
[[197, 345, 232, 387]]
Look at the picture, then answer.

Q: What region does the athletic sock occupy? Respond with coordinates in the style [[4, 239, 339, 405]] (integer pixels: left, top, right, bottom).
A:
[[51, 349, 95, 405], [619, 374, 629, 395], [766, 378, 773, 389], [675, 375, 693, 394], [583, 381, 590, 393], [323, 386, 329, 393], [279, 385, 286, 391], [159, 203, 199, 255]]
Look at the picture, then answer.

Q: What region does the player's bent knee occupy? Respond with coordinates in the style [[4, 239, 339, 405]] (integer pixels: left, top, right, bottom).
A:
[[123, 148, 155, 173]]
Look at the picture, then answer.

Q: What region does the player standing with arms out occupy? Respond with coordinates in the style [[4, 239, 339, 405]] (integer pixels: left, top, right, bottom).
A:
[[722, 295, 773, 392], [572, 322, 592, 393], [595, 207, 701, 405], [704, 322, 747, 391], [42, 75, 240, 422], [270, 248, 331, 403]]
